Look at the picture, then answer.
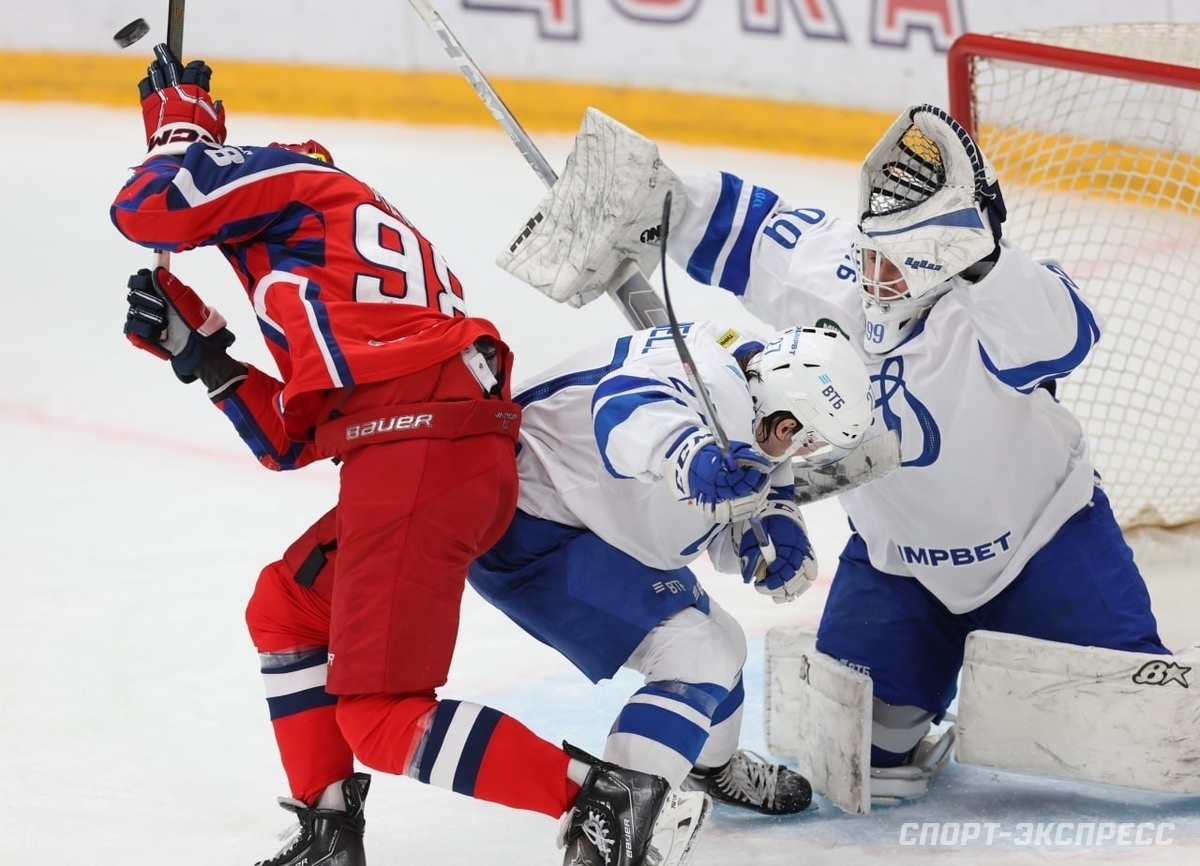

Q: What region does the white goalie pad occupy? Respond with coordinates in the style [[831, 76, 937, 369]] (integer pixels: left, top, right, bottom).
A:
[[497, 107, 685, 308], [765, 627, 872, 814], [957, 630, 1200, 794], [766, 625, 957, 813]]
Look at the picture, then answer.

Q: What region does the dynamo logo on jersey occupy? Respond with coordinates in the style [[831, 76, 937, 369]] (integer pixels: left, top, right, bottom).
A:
[[875, 356, 940, 467]]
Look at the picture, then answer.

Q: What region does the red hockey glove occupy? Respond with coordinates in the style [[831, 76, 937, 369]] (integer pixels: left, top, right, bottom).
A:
[[139, 43, 226, 157], [124, 267, 236, 384]]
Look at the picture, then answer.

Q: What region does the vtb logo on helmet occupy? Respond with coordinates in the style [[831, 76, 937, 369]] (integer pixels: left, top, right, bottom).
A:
[[745, 326, 874, 466]]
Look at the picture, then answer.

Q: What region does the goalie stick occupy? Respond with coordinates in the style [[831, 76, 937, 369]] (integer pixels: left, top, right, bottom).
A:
[[405, 0, 667, 330], [405, 0, 899, 502]]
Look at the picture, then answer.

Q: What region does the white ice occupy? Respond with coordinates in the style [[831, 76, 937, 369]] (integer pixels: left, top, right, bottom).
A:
[[1, 102, 1196, 865]]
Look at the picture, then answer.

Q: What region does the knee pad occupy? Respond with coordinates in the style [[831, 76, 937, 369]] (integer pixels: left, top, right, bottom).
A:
[[626, 603, 747, 691]]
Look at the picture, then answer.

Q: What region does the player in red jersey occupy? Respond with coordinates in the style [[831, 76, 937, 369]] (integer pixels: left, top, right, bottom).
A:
[[111, 45, 708, 866]]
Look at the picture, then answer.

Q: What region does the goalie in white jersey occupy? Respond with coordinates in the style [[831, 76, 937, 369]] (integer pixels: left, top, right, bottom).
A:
[[469, 320, 873, 815], [495, 104, 1168, 788]]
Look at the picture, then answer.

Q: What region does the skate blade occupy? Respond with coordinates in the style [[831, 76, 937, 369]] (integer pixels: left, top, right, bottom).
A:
[[645, 790, 712, 866]]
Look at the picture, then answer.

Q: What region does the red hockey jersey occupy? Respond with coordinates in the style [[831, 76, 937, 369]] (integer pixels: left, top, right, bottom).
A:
[[112, 142, 501, 466]]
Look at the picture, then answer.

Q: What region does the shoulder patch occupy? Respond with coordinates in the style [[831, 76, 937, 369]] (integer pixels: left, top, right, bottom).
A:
[[716, 328, 741, 349]]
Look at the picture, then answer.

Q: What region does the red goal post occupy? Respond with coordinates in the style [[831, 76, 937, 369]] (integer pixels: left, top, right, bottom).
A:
[[947, 25, 1200, 532]]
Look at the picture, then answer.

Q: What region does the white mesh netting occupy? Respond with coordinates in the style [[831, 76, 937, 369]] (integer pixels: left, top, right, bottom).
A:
[[959, 23, 1200, 531]]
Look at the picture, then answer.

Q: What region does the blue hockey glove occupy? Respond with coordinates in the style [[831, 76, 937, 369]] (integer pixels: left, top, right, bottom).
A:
[[667, 430, 771, 523], [738, 491, 817, 604]]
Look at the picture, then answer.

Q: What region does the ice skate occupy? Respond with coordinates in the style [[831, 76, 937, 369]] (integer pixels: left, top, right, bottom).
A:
[[560, 745, 709, 866], [686, 749, 812, 815], [255, 773, 370, 866]]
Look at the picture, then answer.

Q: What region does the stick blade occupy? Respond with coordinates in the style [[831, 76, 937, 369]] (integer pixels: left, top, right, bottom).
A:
[[113, 18, 150, 49]]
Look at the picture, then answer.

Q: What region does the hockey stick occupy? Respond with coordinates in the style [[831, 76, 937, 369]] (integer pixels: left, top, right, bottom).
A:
[[166, 0, 185, 60], [658, 196, 899, 510], [405, 0, 667, 330], [151, 0, 187, 271], [659, 191, 774, 563], [406, 0, 898, 504]]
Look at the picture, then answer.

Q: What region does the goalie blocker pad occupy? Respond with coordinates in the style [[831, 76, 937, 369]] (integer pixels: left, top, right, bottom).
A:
[[958, 630, 1200, 794], [792, 430, 900, 507], [497, 107, 685, 309]]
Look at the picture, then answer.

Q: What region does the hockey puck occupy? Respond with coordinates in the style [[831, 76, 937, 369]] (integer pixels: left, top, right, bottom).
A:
[[113, 18, 150, 48]]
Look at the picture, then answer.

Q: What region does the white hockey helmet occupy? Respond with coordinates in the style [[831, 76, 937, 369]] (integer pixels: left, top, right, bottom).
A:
[[856, 104, 1007, 353], [745, 326, 874, 466]]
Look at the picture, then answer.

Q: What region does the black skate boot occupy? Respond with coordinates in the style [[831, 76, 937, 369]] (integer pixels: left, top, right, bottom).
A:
[[255, 773, 371, 866], [560, 743, 710, 866], [685, 749, 812, 815]]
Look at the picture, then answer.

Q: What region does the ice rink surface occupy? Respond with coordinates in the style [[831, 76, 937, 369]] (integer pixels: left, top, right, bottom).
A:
[[2, 102, 1196, 864]]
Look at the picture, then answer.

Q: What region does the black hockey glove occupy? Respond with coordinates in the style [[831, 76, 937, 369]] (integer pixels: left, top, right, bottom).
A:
[[124, 267, 246, 397]]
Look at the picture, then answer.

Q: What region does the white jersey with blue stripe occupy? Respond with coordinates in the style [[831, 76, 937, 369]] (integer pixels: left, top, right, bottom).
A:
[[668, 170, 1104, 613], [513, 320, 787, 572]]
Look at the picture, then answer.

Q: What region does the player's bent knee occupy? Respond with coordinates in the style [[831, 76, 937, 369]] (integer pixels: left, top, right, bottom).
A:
[[245, 560, 297, 648], [628, 603, 747, 691], [335, 692, 438, 775]]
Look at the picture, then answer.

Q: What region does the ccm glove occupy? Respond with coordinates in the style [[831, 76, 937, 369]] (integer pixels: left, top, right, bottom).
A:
[[738, 491, 817, 604], [667, 430, 771, 523], [139, 43, 226, 156], [124, 267, 244, 396]]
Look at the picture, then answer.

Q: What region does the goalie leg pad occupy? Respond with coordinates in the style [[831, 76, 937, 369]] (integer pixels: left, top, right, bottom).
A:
[[957, 630, 1200, 794], [765, 626, 872, 814], [497, 107, 685, 308], [766, 626, 959, 812]]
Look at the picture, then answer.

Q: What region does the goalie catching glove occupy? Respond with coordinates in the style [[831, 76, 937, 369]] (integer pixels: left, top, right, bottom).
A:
[[497, 107, 685, 308], [738, 491, 816, 604], [139, 43, 226, 157], [124, 267, 246, 399], [666, 430, 771, 524]]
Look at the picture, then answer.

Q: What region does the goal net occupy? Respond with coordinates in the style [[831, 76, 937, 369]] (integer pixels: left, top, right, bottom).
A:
[[948, 24, 1200, 536]]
